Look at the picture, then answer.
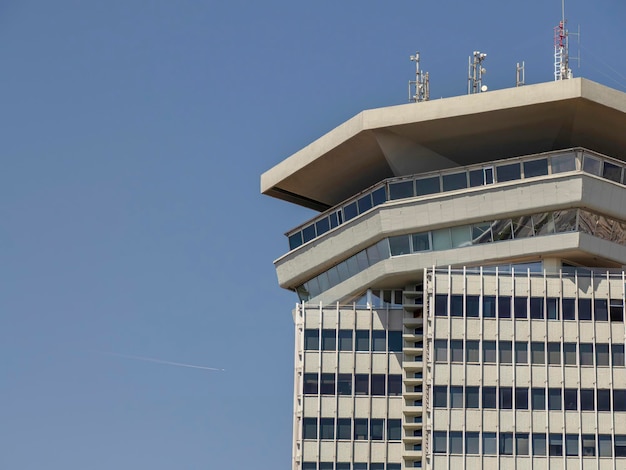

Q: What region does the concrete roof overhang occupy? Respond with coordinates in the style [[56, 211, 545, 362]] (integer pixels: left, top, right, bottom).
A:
[[261, 78, 626, 211]]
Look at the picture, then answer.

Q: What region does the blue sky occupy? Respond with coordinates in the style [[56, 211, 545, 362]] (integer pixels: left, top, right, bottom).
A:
[[1, 1, 625, 469]]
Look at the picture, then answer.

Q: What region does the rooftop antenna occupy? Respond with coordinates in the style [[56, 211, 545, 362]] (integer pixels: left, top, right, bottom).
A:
[[468, 51, 487, 94], [554, 0, 580, 80], [408, 52, 430, 102], [516, 61, 525, 87]]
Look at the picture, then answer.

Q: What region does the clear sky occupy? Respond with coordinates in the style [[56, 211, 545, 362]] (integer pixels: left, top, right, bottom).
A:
[[1, 1, 625, 469]]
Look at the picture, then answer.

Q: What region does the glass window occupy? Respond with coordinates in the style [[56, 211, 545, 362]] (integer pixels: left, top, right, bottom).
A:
[[433, 386, 447, 407], [388, 375, 402, 396], [320, 418, 334, 439], [498, 296, 511, 318], [582, 434, 596, 456], [466, 341, 480, 363], [357, 194, 372, 214], [614, 343, 625, 366], [548, 342, 561, 365], [500, 341, 513, 364], [289, 232, 303, 250], [303, 373, 318, 394], [516, 433, 529, 455], [355, 374, 368, 395], [580, 343, 594, 365], [372, 331, 386, 352], [431, 228, 452, 250], [599, 434, 612, 457], [304, 329, 319, 350], [303, 417, 317, 439], [466, 432, 480, 454], [533, 433, 547, 456], [497, 162, 521, 182], [515, 342, 528, 364], [321, 329, 336, 351], [354, 419, 368, 440], [514, 297, 527, 318], [564, 343, 577, 365], [449, 431, 463, 454], [355, 330, 369, 351], [434, 339, 448, 362], [483, 387, 497, 409], [562, 298, 576, 320], [532, 388, 546, 410], [500, 387, 513, 409], [302, 463, 316, 470], [550, 433, 563, 456], [500, 433, 513, 455], [579, 298, 592, 320], [302, 224, 316, 243], [524, 158, 548, 178], [483, 432, 497, 455], [614, 390, 626, 411], [416, 176, 440, 196], [337, 374, 352, 396], [547, 297, 559, 319], [605, 162, 625, 182], [598, 389, 611, 411], [597, 343, 610, 366], [435, 294, 447, 316], [370, 419, 384, 440], [615, 435, 626, 457], [371, 375, 385, 396], [450, 226, 471, 248], [450, 386, 464, 408], [516, 387, 529, 409], [530, 297, 544, 319], [442, 172, 467, 191], [551, 153, 577, 173], [412, 233, 430, 251], [320, 464, 334, 470], [320, 374, 335, 395], [450, 340, 464, 362], [581, 389, 594, 411], [371, 186, 386, 206], [548, 388, 562, 410], [450, 295, 463, 317], [472, 222, 492, 244], [466, 386, 480, 408], [583, 154, 602, 176], [389, 235, 411, 256], [387, 419, 401, 441], [343, 202, 358, 222], [466, 295, 480, 317], [338, 330, 353, 351], [531, 342, 545, 364], [611, 300, 624, 322], [433, 431, 447, 454], [337, 418, 351, 440], [564, 389, 578, 410], [483, 296, 496, 318], [483, 341, 496, 363], [565, 434, 578, 456], [316, 217, 330, 237], [595, 299, 609, 321], [389, 180, 414, 200]]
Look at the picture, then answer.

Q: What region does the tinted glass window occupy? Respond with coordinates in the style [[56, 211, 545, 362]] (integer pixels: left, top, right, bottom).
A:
[[483, 296, 496, 318], [562, 298, 576, 320], [579, 298, 592, 320], [389, 180, 414, 200], [434, 339, 448, 362], [388, 375, 402, 396], [416, 176, 440, 196], [338, 330, 353, 351], [442, 172, 467, 191], [564, 343, 577, 365], [551, 153, 576, 173], [320, 418, 334, 440], [496, 162, 521, 182], [483, 341, 496, 363], [516, 387, 529, 409], [450, 386, 464, 408], [580, 343, 594, 365], [524, 158, 548, 178], [343, 202, 358, 221], [371, 186, 386, 206], [598, 389, 611, 411], [387, 419, 401, 441], [613, 343, 625, 366], [548, 388, 562, 410], [533, 433, 547, 456], [515, 342, 528, 364], [564, 389, 577, 410], [581, 389, 594, 411], [595, 299, 609, 321], [321, 329, 336, 350], [500, 341, 513, 364], [532, 388, 546, 410], [371, 375, 385, 396], [498, 296, 511, 318], [389, 235, 411, 256], [466, 386, 479, 408], [433, 386, 447, 407], [372, 331, 386, 352], [355, 330, 369, 351], [357, 194, 372, 213], [500, 387, 513, 409], [370, 419, 384, 440], [355, 374, 368, 395], [483, 387, 497, 409], [412, 233, 430, 251], [304, 329, 319, 350]]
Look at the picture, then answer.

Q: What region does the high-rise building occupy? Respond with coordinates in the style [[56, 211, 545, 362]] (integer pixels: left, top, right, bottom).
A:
[[261, 78, 626, 469]]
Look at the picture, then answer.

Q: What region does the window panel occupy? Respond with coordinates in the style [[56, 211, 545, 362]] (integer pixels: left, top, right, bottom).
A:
[[371, 375, 385, 396], [597, 343, 610, 366], [562, 298, 576, 320], [580, 343, 594, 365], [565, 434, 578, 456], [532, 388, 546, 410], [389, 235, 411, 256], [431, 228, 452, 250], [433, 431, 447, 453], [615, 435, 626, 457], [579, 298, 592, 320], [516, 433, 529, 455], [551, 153, 577, 173], [466, 295, 480, 317], [516, 387, 529, 410], [303, 418, 317, 440], [450, 226, 472, 248], [498, 296, 511, 318], [524, 158, 549, 178], [304, 329, 319, 350], [354, 419, 368, 440], [500, 433, 513, 455], [496, 162, 521, 182], [449, 431, 463, 454], [548, 388, 562, 410], [515, 341, 528, 364], [435, 294, 447, 316], [599, 435, 612, 457], [389, 180, 414, 200], [564, 389, 578, 410], [412, 233, 430, 251], [472, 222, 493, 244], [500, 341, 513, 364], [500, 387, 513, 409], [613, 343, 625, 366], [483, 432, 497, 455], [450, 386, 464, 408], [466, 432, 480, 454], [614, 390, 626, 411], [598, 389, 611, 411], [611, 300, 624, 322], [434, 339, 448, 362], [547, 297, 559, 319], [450, 340, 464, 362], [321, 329, 336, 351], [337, 418, 351, 440], [416, 176, 440, 196], [355, 330, 369, 351], [388, 375, 402, 396], [530, 297, 544, 319], [433, 386, 447, 407], [548, 342, 561, 365], [582, 434, 596, 456], [466, 386, 480, 408], [531, 342, 545, 364], [483, 295, 496, 317], [595, 299, 609, 321], [533, 433, 547, 456], [450, 295, 463, 317], [483, 341, 496, 363], [320, 374, 335, 395], [514, 296, 528, 318], [357, 194, 373, 214], [338, 330, 353, 351], [355, 374, 369, 395], [372, 331, 386, 352], [482, 387, 497, 409], [337, 374, 352, 396], [370, 419, 384, 440], [563, 343, 577, 365], [581, 389, 594, 411], [320, 418, 335, 440], [549, 433, 563, 456], [583, 154, 602, 175], [387, 419, 401, 441], [303, 373, 318, 394], [466, 341, 480, 363]]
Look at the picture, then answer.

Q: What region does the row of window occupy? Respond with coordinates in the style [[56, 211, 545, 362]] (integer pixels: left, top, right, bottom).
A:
[[434, 294, 625, 322], [302, 463, 403, 470], [432, 431, 626, 457], [433, 339, 625, 367], [304, 329, 404, 352], [303, 373, 404, 396], [432, 385, 626, 412], [302, 417, 402, 441], [289, 148, 616, 251]]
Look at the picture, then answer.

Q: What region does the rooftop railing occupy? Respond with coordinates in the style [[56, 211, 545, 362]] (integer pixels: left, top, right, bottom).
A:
[[286, 147, 626, 251]]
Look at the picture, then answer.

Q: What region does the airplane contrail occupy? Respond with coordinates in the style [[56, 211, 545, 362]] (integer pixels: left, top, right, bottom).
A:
[[98, 351, 225, 372]]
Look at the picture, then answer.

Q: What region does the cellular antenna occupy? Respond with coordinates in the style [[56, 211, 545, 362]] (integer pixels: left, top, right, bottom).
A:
[[554, 0, 580, 80], [516, 61, 525, 87], [468, 51, 487, 94], [408, 52, 430, 103]]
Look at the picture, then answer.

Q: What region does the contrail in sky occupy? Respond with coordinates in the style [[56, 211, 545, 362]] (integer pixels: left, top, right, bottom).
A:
[[98, 351, 225, 371]]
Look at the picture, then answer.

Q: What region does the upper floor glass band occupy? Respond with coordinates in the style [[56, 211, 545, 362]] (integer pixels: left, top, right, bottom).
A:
[[286, 147, 626, 251]]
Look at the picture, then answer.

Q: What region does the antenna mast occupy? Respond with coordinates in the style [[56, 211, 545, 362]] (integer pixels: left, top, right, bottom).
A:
[[468, 51, 487, 94], [554, 0, 573, 80], [408, 52, 430, 103]]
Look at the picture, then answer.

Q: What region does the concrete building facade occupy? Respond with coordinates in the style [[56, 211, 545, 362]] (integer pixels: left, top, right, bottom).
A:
[[262, 78, 626, 469]]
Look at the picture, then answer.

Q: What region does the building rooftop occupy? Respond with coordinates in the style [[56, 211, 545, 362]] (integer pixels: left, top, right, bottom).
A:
[[261, 78, 626, 211]]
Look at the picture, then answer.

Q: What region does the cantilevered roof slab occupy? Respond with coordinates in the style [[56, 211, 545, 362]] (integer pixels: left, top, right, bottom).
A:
[[261, 78, 626, 210]]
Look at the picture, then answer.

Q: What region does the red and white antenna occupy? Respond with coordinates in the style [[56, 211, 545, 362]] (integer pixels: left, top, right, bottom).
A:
[[554, 0, 579, 80]]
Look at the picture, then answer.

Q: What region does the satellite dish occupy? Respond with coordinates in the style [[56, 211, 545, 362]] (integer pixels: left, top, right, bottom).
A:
[[481, 85, 488, 92]]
